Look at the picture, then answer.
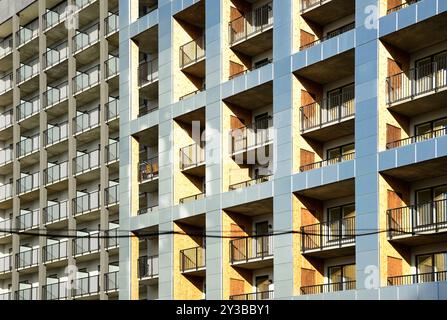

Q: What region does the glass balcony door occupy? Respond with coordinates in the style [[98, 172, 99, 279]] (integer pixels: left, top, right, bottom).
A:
[[416, 252, 447, 283], [328, 264, 356, 291], [255, 221, 269, 257], [416, 185, 447, 228]]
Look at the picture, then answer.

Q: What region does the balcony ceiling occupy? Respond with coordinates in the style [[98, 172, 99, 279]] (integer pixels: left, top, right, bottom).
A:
[[174, 0, 205, 29], [0, 18, 11, 38], [224, 82, 273, 110], [381, 157, 447, 183], [224, 197, 273, 217], [175, 107, 206, 128], [134, 26, 159, 54], [17, 1, 38, 25], [294, 178, 354, 201], [134, 126, 158, 147], [302, 0, 355, 27], [176, 214, 206, 228]]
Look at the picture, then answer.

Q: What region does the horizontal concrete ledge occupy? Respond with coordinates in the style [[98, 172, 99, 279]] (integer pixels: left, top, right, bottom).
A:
[[130, 109, 159, 136], [128, 9, 159, 39], [129, 210, 160, 231]]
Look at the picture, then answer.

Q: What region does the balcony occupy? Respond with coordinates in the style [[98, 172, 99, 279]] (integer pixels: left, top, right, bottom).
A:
[[180, 246, 205, 275], [229, 59, 272, 80], [17, 58, 40, 85], [301, 217, 355, 257], [137, 205, 158, 215], [74, 149, 100, 177], [105, 271, 119, 293], [230, 118, 273, 156], [106, 140, 119, 165], [74, 107, 100, 137], [73, 23, 99, 54], [387, 128, 447, 149], [229, 176, 272, 191], [44, 122, 68, 148], [138, 58, 159, 89], [139, 157, 159, 183], [17, 209, 39, 231], [16, 20, 39, 48], [139, 101, 158, 117], [105, 185, 119, 208], [73, 190, 100, 218], [300, 0, 355, 28], [105, 12, 119, 36], [17, 172, 40, 196], [300, 152, 355, 172], [388, 271, 447, 286], [138, 255, 159, 281], [43, 82, 68, 111], [73, 65, 100, 95], [387, 199, 447, 243], [0, 291, 10, 300], [0, 109, 13, 133], [0, 254, 11, 275], [300, 22, 355, 51], [386, 58, 447, 116], [179, 192, 205, 204], [44, 162, 68, 187], [0, 36, 13, 60], [17, 98, 40, 123], [43, 200, 68, 226], [74, 0, 97, 10], [15, 287, 39, 300], [0, 145, 13, 169], [230, 235, 273, 268], [386, 0, 420, 14], [229, 2, 273, 57], [180, 142, 205, 174], [43, 2, 68, 31], [300, 281, 356, 295], [105, 229, 119, 249], [43, 241, 68, 264], [17, 134, 40, 159], [105, 55, 119, 80], [16, 248, 39, 270], [73, 233, 100, 257], [0, 183, 12, 204], [230, 290, 274, 300], [73, 273, 100, 298], [180, 36, 205, 76], [105, 98, 119, 123], [0, 73, 12, 95], [42, 280, 68, 300], [43, 43, 68, 70]]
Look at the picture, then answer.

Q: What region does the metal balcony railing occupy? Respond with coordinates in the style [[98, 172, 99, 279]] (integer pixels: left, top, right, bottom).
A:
[[138, 101, 158, 117], [105, 271, 119, 291], [75, 0, 96, 10], [301, 281, 356, 295], [17, 209, 39, 231], [0, 109, 13, 131], [43, 1, 68, 30], [106, 98, 119, 121], [105, 12, 119, 35], [138, 255, 159, 279], [180, 246, 205, 273], [73, 233, 100, 256], [0, 35, 13, 58], [43, 82, 68, 107], [230, 235, 273, 263], [74, 108, 100, 134], [17, 134, 40, 158], [73, 23, 99, 52], [15, 287, 39, 300], [301, 91, 355, 132], [388, 270, 447, 286], [43, 241, 68, 263], [17, 172, 40, 195], [17, 58, 40, 84], [300, 0, 327, 12], [73, 273, 100, 297], [0, 73, 12, 94], [138, 58, 159, 87], [43, 200, 68, 224], [179, 193, 205, 204], [180, 36, 205, 69], [43, 43, 68, 69], [180, 142, 205, 170], [300, 22, 355, 51], [0, 254, 11, 273], [387, 0, 420, 14], [230, 290, 274, 300], [16, 20, 39, 47], [73, 65, 100, 94], [73, 190, 100, 215], [229, 176, 272, 191], [0, 145, 12, 166], [0, 183, 12, 202], [16, 248, 39, 269], [387, 199, 447, 238], [387, 127, 447, 149], [105, 55, 119, 79], [138, 157, 159, 182], [229, 59, 272, 80], [105, 185, 119, 207], [387, 57, 447, 104], [230, 117, 273, 154], [139, 3, 157, 18], [105, 228, 119, 249], [44, 161, 68, 185], [0, 292, 11, 300], [229, 2, 273, 45], [17, 98, 40, 121], [137, 205, 158, 215], [301, 216, 356, 252], [74, 149, 100, 175], [300, 152, 355, 172], [0, 218, 11, 239], [179, 87, 205, 101], [106, 141, 119, 163], [44, 122, 68, 146], [42, 281, 68, 300]]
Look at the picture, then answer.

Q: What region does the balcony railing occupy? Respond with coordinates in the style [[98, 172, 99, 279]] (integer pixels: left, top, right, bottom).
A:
[[388, 270, 447, 286], [15, 287, 39, 300], [300, 91, 355, 132], [106, 141, 119, 163], [229, 176, 272, 191], [42, 281, 68, 300], [139, 101, 158, 117], [105, 271, 119, 292], [73, 190, 100, 215], [0, 109, 13, 131], [17, 209, 39, 231], [301, 217, 356, 252], [105, 185, 119, 207], [0, 254, 11, 273], [387, 57, 447, 104], [300, 23, 355, 51], [179, 193, 205, 204], [0, 183, 12, 202], [105, 12, 119, 35], [43, 82, 68, 107], [43, 200, 68, 224], [73, 23, 99, 53], [139, 58, 159, 87], [301, 0, 327, 12], [180, 246, 205, 273], [387, 127, 447, 149], [0, 36, 13, 58], [44, 122, 68, 146], [44, 161, 68, 185], [73, 65, 100, 94], [17, 98, 40, 121], [137, 205, 158, 215], [230, 118, 273, 154], [73, 233, 100, 256], [179, 88, 205, 101], [387, 0, 420, 14], [43, 241, 68, 263], [106, 98, 119, 121], [229, 2, 273, 45], [75, 0, 96, 10], [17, 58, 40, 84], [138, 255, 159, 279], [301, 281, 356, 295], [44, 43, 68, 69], [180, 36, 205, 69], [74, 149, 100, 175], [0, 145, 12, 166], [180, 142, 205, 170], [16, 248, 39, 269], [16, 20, 39, 47], [74, 107, 100, 134], [17, 134, 40, 158], [230, 290, 274, 300], [230, 235, 273, 263], [229, 59, 272, 80], [387, 199, 447, 238], [105, 56, 119, 79], [0, 218, 11, 238], [43, 2, 68, 30], [73, 274, 100, 297], [0, 73, 12, 94], [105, 228, 119, 249], [139, 157, 159, 182], [300, 152, 355, 172], [0, 292, 10, 300], [17, 172, 40, 195]]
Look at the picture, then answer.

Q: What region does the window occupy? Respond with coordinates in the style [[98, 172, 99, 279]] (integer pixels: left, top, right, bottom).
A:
[[415, 185, 447, 227], [326, 84, 355, 122], [326, 143, 355, 164], [416, 252, 447, 283], [326, 22, 355, 40], [328, 264, 356, 291], [327, 204, 355, 241], [415, 117, 447, 141], [415, 51, 447, 94]]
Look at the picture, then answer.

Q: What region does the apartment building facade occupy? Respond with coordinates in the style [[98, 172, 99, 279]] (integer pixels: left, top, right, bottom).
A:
[[1, 0, 447, 300]]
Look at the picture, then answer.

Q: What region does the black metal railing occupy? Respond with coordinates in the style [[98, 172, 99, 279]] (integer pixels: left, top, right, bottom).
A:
[[387, 0, 420, 14], [106, 141, 119, 163], [17, 58, 40, 84], [179, 192, 205, 204], [300, 152, 355, 172], [44, 122, 69, 146], [17, 209, 40, 231], [105, 228, 119, 249], [73, 23, 99, 53], [137, 205, 158, 215], [74, 107, 100, 134], [73, 233, 100, 256], [230, 117, 273, 154], [43, 82, 68, 108], [139, 157, 159, 182], [180, 142, 205, 170], [0, 292, 10, 300], [105, 55, 119, 79], [17, 98, 40, 121], [0, 183, 12, 202], [15, 287, 39, 300], [43, 43, 68, 69], [17, 134, 40, 158], [105, 271, 119, 291], [43, 200, 68, 224], [73, 274, 100, 297], [43, 241, 68, 263], [301, 217, 356, 252], [16, 248, 39, 269], [388, 270, 447, 286], [180, 246, 205, 273], [73, 190, 100, 215], [387, 199, 447, 238], [0, 109, 13, 131], [106, 98, 119, 121], [230, 290, 274, 300], [229, 59, 272, 80], [73, 65, 100, 94], [43, 2, 68, 30], [139, 58, 159, 87], [300, 22, 355, 51], [179, 87, 205, 101], [180, 36, 205, 69], [138, 101, 158, 117], [44, 161, 68, 185], [229, 176, 272, 191], [230, 235, 273, 263], [105, 185, 119, 207], [105, 12, 119, 35], [74, 149, 100, 175], [17, 172, 40, 195], [138, 255, 159, 279], [42, 280, 68, 300], [300, 0, 326, 12], [0, 254, 11, 273], [301, 281, 356, 295], [386, 127, 447, 149]]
